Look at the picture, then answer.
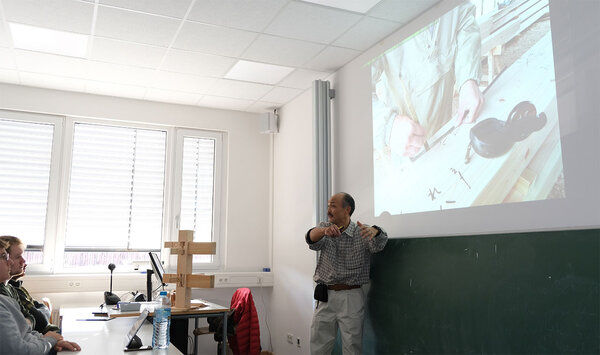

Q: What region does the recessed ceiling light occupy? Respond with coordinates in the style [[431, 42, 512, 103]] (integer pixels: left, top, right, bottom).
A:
[[301, 0, 381, 13], [225, 60, 294, 85], [9, 22, 89, 58]]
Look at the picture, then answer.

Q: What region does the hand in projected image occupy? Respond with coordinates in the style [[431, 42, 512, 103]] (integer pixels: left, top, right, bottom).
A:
[[389, 114, 426, 158], [456, 79, 484, 125], [357, 221, 377, 240]]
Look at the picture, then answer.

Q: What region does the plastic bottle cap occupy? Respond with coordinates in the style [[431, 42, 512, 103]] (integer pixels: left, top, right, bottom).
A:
[[159, 291, 167, 296]]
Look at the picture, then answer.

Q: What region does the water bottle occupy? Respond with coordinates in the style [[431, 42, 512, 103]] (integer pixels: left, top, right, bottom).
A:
[[152, 291, 171, 349]]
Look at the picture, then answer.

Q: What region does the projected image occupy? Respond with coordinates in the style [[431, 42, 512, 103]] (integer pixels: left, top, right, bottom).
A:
[[372, 0, 564, 216]]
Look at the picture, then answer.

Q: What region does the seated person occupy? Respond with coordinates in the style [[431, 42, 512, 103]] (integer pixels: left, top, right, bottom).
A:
[[0, 239, 80, 354], [0, 235, 60, 335]]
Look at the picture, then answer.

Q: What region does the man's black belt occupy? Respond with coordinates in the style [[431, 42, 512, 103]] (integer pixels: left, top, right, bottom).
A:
[[327, 284, 360, 291]]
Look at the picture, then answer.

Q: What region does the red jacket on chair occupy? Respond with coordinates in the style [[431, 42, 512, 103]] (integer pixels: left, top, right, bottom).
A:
[[228, 288, 260, 355]]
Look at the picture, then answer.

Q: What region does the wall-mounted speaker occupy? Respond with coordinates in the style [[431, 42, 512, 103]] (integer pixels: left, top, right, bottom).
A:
[[259, 111, 278, 134]]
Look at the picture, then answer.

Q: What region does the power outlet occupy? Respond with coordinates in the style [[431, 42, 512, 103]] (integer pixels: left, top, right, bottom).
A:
[[286, 333, 293, 344], [296, 337, 301, 348]]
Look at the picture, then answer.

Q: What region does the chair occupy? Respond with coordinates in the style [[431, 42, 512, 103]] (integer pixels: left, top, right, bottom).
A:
[[198, 288, 261, 355]]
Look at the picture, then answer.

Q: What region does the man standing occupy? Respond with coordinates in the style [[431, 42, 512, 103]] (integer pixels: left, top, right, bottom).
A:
[[306, 192, 388, 355]]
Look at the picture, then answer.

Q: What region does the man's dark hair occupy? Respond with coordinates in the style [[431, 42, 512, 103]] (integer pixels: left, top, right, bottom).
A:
[[340, 192, 355, 216]]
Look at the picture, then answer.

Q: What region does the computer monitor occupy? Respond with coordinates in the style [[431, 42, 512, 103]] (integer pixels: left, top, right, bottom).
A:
[[148, 252, 165, 286]]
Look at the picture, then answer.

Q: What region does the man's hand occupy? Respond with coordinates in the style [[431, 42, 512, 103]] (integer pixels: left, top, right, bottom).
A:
[[389, 114, 426, 158], [323, 224, 341, 238], [357, 221, 378, 240], [456, 79, 484, 126], [43, 331, 63, 342], [54, 340, 81, 352]]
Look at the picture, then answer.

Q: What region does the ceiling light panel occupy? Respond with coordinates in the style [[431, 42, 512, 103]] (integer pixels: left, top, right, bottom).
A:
[[264, 1, 361, 44], [10, 23, 88, 58], [225, 60, 294, 85], [187, 0, 289, 32], [301, 0, 381, 14]]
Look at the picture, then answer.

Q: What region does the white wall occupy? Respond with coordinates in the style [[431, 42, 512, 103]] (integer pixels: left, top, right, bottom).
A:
[[270, 89, 318, 355], [0, 82, 271, 273]]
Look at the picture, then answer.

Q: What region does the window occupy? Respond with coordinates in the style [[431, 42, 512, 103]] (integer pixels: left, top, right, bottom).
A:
[[63, 123, 167, 268], [0, 111, 61, 266], [0, 110, 224, 273], [173, 129, 224, 267]]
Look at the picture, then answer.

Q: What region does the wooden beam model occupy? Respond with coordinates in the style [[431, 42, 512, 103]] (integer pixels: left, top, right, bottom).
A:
[[163, 230, 215, 309]]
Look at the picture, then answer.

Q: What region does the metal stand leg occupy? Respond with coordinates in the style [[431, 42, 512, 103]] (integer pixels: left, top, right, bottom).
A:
[[193, 318, 199, 355], [222, 312, 227, 355]]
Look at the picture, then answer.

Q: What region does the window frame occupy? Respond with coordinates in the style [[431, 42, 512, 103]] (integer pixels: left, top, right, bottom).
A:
[[1, 111, 226, 274], [170, 128, 226, 271]]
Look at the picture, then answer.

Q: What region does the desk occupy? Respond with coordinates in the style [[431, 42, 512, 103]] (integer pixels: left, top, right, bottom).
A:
[[59, 307, 182, 354], [108, 300, 230, 355]]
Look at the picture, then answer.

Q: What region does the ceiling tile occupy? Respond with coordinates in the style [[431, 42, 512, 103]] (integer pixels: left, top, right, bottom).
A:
[[264, 1, 361, 44], [145, 88, 201, 106], [98, 0, 193, 19], [187, 0, 289, 32], [261, 86, 303, 104], [173, 21, 258, 57], [301, 0, 381, 14], [19, 71, 87, 92], [241, 34, 325, 67], [333, 16, 399, 51], [95, 6, 181, 47], [368, 0, 439, 23], [90, 37, 167, 69], [304, 46, 360, 72], [84, 60, 155, 86], [225, 60, 294, 85], [198, 95, 253, 111], [278, 68, 331, 89], [2, 0, 94, 34], [0, 48, 16, 69], [150, 70, 217, 94], [246, 100, 280, 113], [209, 79, 273, 101], [85, 81, 147, 100], [0, 22, 12, 47], [0, 68, 19, 84], [161, 49, 235, 77], [14, 49, 89, 78]]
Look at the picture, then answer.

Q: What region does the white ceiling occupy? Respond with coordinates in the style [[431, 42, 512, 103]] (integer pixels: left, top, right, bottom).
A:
[[0, 0, 438, 112]]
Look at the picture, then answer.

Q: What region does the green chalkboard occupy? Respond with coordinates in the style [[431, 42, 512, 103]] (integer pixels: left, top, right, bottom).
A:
[[361, 229, 599, 354]]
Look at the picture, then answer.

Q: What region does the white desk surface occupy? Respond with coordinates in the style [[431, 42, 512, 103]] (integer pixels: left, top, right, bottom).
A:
[[59, 307, 183, 355]]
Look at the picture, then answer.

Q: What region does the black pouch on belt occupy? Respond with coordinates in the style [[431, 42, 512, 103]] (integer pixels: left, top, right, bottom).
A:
[[314, 283, 328, 302]]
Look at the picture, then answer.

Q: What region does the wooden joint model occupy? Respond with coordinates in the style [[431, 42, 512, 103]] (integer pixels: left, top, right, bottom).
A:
[[162, 230, 216, 309]]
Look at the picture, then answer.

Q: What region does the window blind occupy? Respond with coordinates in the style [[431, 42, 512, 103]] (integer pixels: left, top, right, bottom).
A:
[[0, 118, 54, 246], [65, 123, 166, 251], [180, 136, 215, 263]]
